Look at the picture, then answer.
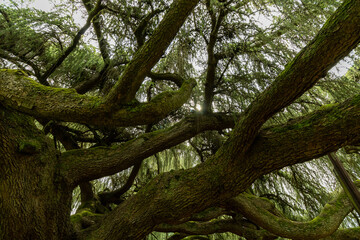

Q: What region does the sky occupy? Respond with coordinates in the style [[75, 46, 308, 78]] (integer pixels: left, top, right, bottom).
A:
[[28, 0, 53, 11]]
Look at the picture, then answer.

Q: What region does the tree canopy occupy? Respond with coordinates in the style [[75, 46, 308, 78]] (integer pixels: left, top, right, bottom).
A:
[[0, 0, 360, 239]]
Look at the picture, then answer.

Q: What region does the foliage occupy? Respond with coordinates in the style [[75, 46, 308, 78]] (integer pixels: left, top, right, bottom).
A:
[[1, 0, 360, 239]]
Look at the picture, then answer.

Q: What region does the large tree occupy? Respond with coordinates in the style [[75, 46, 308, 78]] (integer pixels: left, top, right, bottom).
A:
[[0, 0, 360, 239]]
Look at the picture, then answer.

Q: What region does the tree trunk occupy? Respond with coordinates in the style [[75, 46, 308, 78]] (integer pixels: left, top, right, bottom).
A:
[[0, 106, 74, 240]]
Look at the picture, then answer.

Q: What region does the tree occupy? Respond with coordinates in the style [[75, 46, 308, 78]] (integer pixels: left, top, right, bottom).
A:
[[0, 0, 360, 239]]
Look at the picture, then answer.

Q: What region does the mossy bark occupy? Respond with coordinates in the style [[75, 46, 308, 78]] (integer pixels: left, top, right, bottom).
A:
[[0, 106, 74, 240], [0, 69, 195, 127]]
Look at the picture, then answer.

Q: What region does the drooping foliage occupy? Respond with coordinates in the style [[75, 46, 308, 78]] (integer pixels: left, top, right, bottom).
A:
[[1, 0, 360, 239]]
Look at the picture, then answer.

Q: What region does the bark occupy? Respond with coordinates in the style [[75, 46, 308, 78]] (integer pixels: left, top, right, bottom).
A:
[[0, 106, 74, 240], [60, 112, 236, 185], [0, 69, 195, 127], [322, 228, 360, 240], [104, 0, 200, 104], [156, 219, 277, 240], [148, 72, 185, 87]]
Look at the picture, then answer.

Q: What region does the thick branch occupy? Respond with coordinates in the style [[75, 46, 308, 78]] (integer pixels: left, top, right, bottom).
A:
[[158, 188, 360, 239], [155, 218, 277, 240], [322, 228, 360, 240], [220, 0, 360, 162], [0, 70, 195, 127], [74, 60, 129, 94], [148, 72, 184, 88], [227, 183, 360, 239], [83, 94, 360, 240], [104, 0, 199, 104], [60, 113, 236, 185]]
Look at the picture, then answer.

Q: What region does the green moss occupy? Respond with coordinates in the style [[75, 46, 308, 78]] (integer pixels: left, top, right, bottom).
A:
[[0, 69, 28, 76], [350, 94, 360, 105], [318, 103, 339, 110], [70, 214, 83, 224], [269, 102, 343, 133], [182, 236, 209, 240], [70, 208, 104, 226], [18, 139, 41, 154]]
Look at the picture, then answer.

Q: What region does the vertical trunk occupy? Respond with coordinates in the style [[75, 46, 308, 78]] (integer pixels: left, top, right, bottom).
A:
[[0, 106, 74, 240]]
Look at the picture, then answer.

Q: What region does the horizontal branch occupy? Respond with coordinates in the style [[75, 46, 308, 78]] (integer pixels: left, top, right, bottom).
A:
[[322, 228, 360, 240], [60, 113, 236, 185], [148, 72, 184, 88], [155, 219, 277, 240], [227, 182, 360, 239], [0, 69, 195, 127]]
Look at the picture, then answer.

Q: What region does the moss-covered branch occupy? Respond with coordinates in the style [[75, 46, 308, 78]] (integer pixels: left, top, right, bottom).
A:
[[60, 112, 236, 185], [0, 69, 195, 127], [104, 0, 199, 104], [155, 219, 277, 240], [82, 94, 359, 240], [322, 228, 360, 240], [227, 183, 360, 239], [245, 94, 360, 175], [220, 0, 360, 162], [155, 186, 360, 240], [148, 72, 185, 88]]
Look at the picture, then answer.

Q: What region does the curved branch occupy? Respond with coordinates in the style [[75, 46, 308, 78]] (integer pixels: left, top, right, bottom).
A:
[[148, 72, 184, 88], [98, 161, 142, 205], [0, 49, 42, 78], [227, 183, 360, 239], [0, 70, 195, 127], [74, 60, 129, 94], [158, 185, 360, 240], [104, 0, 199, 104]]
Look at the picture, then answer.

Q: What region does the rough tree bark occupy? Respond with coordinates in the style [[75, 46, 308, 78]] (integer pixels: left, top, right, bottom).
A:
[[0, 106, 74, 239]]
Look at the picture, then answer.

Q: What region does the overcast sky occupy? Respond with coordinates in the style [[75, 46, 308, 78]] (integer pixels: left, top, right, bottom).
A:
[[29, 0, 53, 11]]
